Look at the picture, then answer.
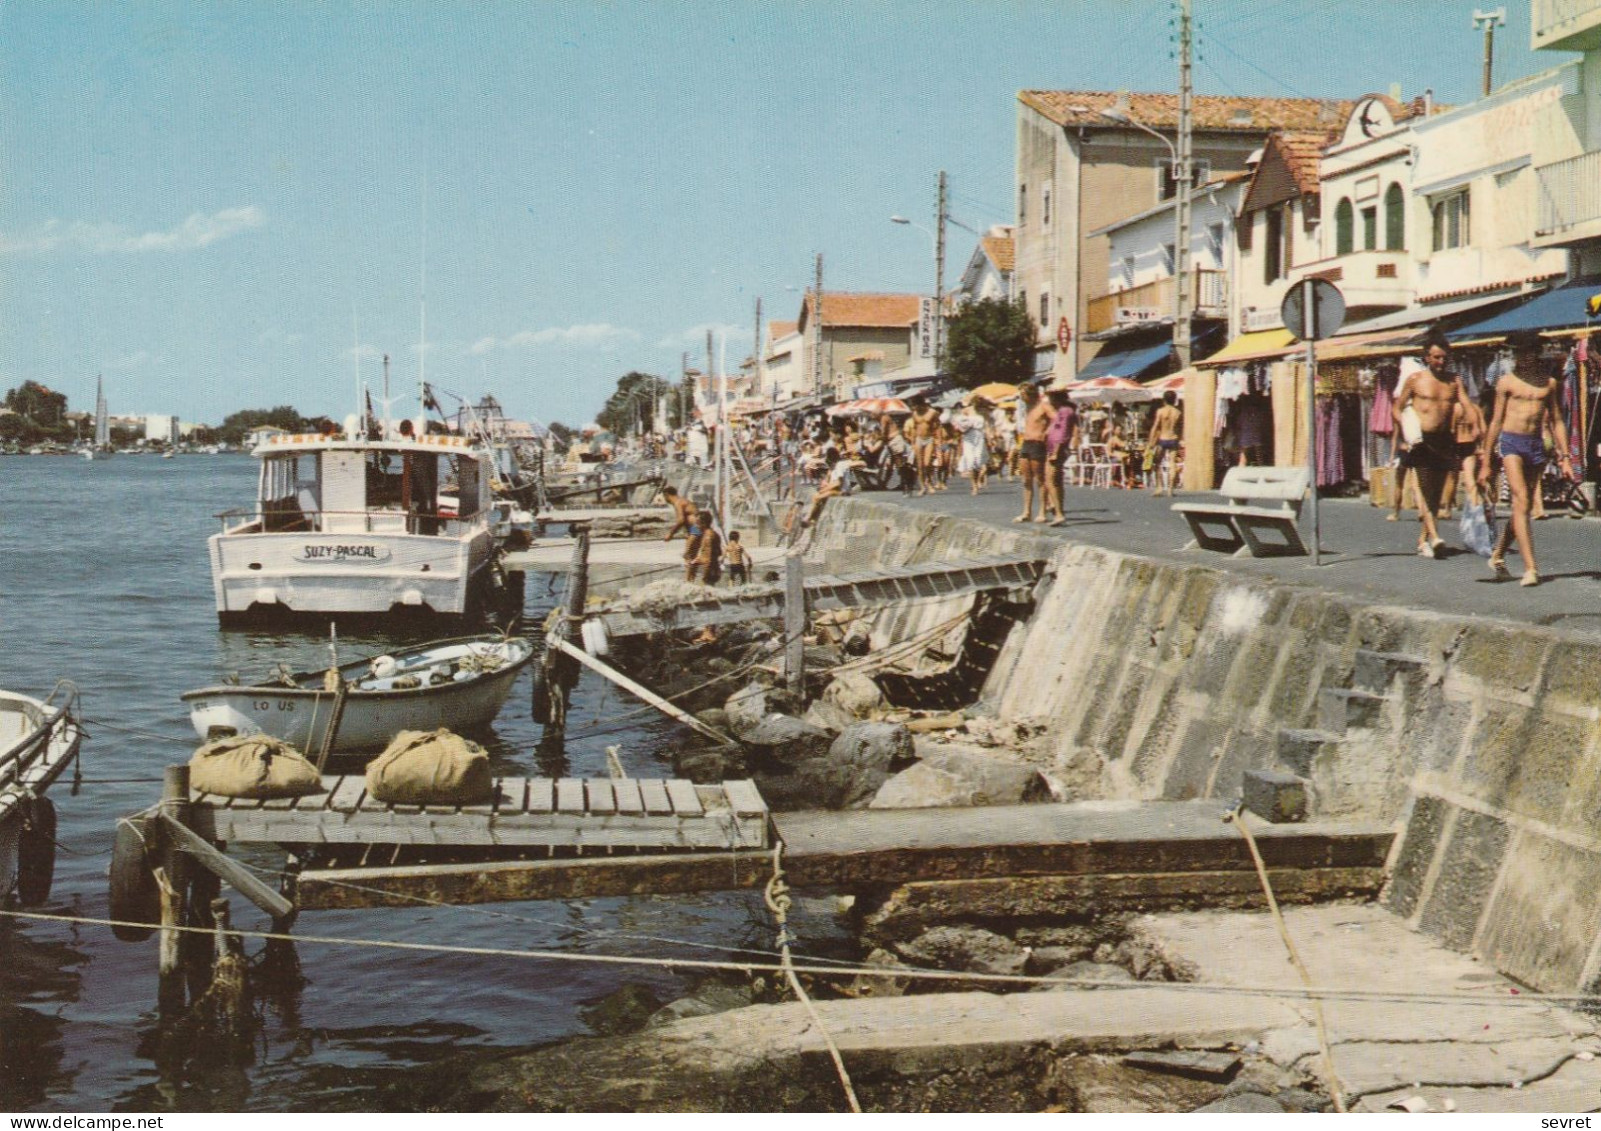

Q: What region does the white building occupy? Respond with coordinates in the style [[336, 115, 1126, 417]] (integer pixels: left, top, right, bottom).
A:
[[953, 226, 1016, 306], [1530, 0, 1601, 274], [144, 414, 178, 445]]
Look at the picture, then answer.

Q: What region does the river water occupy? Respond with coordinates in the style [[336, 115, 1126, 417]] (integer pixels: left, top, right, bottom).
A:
[[0, 454, 829, 1112]]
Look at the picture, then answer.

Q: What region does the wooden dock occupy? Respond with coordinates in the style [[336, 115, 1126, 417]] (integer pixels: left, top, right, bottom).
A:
[[189, 774, 769, 852], [292, 800, 1394, 911], [589, 555, 1050, 637]]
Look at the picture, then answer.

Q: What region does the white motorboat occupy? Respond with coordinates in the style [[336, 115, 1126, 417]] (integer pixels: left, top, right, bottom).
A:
[[181, 635, 534, 754], [208, 421, 502, 625], [0, 682, 81, 905]]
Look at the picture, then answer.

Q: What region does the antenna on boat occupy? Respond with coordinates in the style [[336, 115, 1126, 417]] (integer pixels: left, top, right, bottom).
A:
[[418, 168, 428, 420], [352, 304, 362, 436], [382, 353, 393, 435]]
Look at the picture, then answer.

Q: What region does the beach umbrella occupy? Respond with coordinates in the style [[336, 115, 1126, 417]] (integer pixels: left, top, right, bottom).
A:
[[967, 382, 1021, 404], [1067, 376, 1154, 404], [1145, 374, 1186, 394]]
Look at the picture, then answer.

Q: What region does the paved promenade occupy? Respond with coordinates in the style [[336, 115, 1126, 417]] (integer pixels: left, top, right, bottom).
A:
[[874, 476, 1601, 639]]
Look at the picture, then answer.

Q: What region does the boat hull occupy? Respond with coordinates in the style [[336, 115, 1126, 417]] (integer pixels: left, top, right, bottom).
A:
[[182, 639, 533, 754], [0, 688, 81, 901], [209, 528, 496, 622]]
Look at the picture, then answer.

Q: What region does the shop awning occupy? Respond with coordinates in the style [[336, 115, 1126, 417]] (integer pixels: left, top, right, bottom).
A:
[[1075, 339, 1173, 381], [1314, 327, 1426, 362], [1446, 276, 1601, 343], [1338, 290, 1534, 337], [1198, 328, 1296, 367]]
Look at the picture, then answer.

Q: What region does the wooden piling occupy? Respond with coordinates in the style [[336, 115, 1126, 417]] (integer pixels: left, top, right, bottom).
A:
[[157, 764, 191, 1016], [785, 550, 806, 698], [541, 527, 590, 745]]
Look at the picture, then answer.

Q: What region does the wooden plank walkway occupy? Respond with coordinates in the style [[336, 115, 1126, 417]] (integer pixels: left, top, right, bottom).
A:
[[589, 555, 1050, 637], [295, 800, 1394, 911], [189, 774, 769, 851]]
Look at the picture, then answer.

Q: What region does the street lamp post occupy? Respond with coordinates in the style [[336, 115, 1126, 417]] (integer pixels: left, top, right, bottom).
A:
[[1100, 105, 1192, 369], [891, 213, 940, 373]]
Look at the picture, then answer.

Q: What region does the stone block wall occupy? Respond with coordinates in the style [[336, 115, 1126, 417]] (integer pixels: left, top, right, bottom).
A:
[[809, 497, 1601, 995]]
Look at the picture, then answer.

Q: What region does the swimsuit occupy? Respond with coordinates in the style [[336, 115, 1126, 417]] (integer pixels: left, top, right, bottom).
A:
[[1403, 430, 1457, 472], [1157, 439, 1180, 451], [1019, 439, 1047, 461], [1498, 430, 1547, 470]]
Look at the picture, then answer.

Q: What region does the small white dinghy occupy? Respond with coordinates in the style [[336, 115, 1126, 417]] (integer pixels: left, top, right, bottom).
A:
[[181, 635, 534, 756], [0, 682, 82, 905]]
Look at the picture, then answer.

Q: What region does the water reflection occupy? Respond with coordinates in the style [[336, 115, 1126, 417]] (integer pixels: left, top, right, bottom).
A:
[[0, 919, 89, 1109]]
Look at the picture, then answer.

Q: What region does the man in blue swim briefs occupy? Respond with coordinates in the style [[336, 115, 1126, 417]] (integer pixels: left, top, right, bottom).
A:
[[1394, 331, 1477, 559], [1479, 331, 1572, 587]]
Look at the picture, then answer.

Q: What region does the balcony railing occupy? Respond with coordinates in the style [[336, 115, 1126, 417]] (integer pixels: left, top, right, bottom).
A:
[[1536, 149, 1601, 237], [1532, 0, 1601, 50], [1084, 268, 1228, 335]]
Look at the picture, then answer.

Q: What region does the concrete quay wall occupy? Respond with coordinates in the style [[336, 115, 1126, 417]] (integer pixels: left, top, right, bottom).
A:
[[807, 496, 1601, 995]]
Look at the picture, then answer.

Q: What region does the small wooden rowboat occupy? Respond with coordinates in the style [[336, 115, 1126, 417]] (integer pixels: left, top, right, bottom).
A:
[[181, 635, 534, 755]]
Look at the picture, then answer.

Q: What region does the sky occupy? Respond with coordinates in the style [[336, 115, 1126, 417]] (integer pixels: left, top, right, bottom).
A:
[[0, 1, 1568, 429]]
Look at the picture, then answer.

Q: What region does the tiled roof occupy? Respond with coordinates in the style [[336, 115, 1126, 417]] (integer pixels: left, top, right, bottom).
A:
[[1019, 90, 1354, 133], [981, 234, 1015, 273], [769, 320, 799, 340], [1273, 130, 1338, 194], [802, 292, 921, 328]]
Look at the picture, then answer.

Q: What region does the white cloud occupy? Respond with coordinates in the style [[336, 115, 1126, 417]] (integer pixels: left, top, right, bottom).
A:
[[472, 323, 639, 353], [655, 322, 753, 351], [111, 350, 153, 369], [342, 344, 384, 363], [257, 329, 304, 347], [0, 206, 266, 255]]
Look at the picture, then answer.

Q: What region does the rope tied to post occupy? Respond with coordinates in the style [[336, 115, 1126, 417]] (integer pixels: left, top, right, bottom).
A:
[[764, 843, 860, 1113]]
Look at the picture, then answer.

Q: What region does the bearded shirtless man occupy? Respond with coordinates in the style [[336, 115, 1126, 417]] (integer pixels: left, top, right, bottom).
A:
[[1479, 332, 1572, 587], [1393, 332, 1476, 559]]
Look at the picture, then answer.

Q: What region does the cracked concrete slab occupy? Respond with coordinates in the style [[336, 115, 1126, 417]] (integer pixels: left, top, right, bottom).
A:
[[1142, 904, 1601, 1109]]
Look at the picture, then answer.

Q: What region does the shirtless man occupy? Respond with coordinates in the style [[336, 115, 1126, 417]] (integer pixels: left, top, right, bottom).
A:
[[661, 485, 696, 541], [1479, 332, 1572, 587], [905, 397, 941, 495], [1014, 383, 1056, 523], [1147, 391, 1182, 496], [1393, 332, 1476, 558]]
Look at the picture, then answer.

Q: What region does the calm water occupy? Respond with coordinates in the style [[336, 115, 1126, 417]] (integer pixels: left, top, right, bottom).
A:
[[0, 454, 830, 1112]]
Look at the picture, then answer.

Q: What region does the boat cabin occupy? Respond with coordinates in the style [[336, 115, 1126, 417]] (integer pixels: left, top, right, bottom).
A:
[[252, 432, 492, 538]]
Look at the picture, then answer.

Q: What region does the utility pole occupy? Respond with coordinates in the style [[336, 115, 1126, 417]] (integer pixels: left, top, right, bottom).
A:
[[680, 351, 689, 428], [935, 170, 947, 373], [754, 296, 764, 400], [1472, 8, 1505, 97], [811, 253, 825, 399], [1174, 0, 1194, 370]]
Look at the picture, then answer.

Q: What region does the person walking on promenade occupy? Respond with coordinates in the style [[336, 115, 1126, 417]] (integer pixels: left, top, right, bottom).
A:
[[953, 398, 991, 495], [906, 396, 940, 496], [1147, 391, 1182, 496], [1394, 332, 1475, 558], [1480, 332, 1573, 587], [1043, 388, 1075, 521], [1014, 383, 1055, 523]]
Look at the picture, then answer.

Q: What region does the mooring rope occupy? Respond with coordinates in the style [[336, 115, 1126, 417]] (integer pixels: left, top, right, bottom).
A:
[[765, 842, 861, 1112], [3, 905, 1596, 1011], [1226, 805, 1349, 1113]]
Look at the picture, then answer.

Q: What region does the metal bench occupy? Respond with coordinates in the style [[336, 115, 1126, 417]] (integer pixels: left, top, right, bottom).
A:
[[1173, 466, 1310, 558]]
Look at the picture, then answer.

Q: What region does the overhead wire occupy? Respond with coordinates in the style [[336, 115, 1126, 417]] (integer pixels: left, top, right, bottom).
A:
[[5, 906, 1598, 1012]]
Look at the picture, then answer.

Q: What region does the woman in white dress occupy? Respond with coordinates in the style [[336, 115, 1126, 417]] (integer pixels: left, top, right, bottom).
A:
[[954, 398, 992, 495]]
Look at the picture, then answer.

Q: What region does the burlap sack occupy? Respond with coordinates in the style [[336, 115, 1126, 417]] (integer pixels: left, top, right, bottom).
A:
[[365, 728, 493, 806], [189, 734, 323, 799]]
